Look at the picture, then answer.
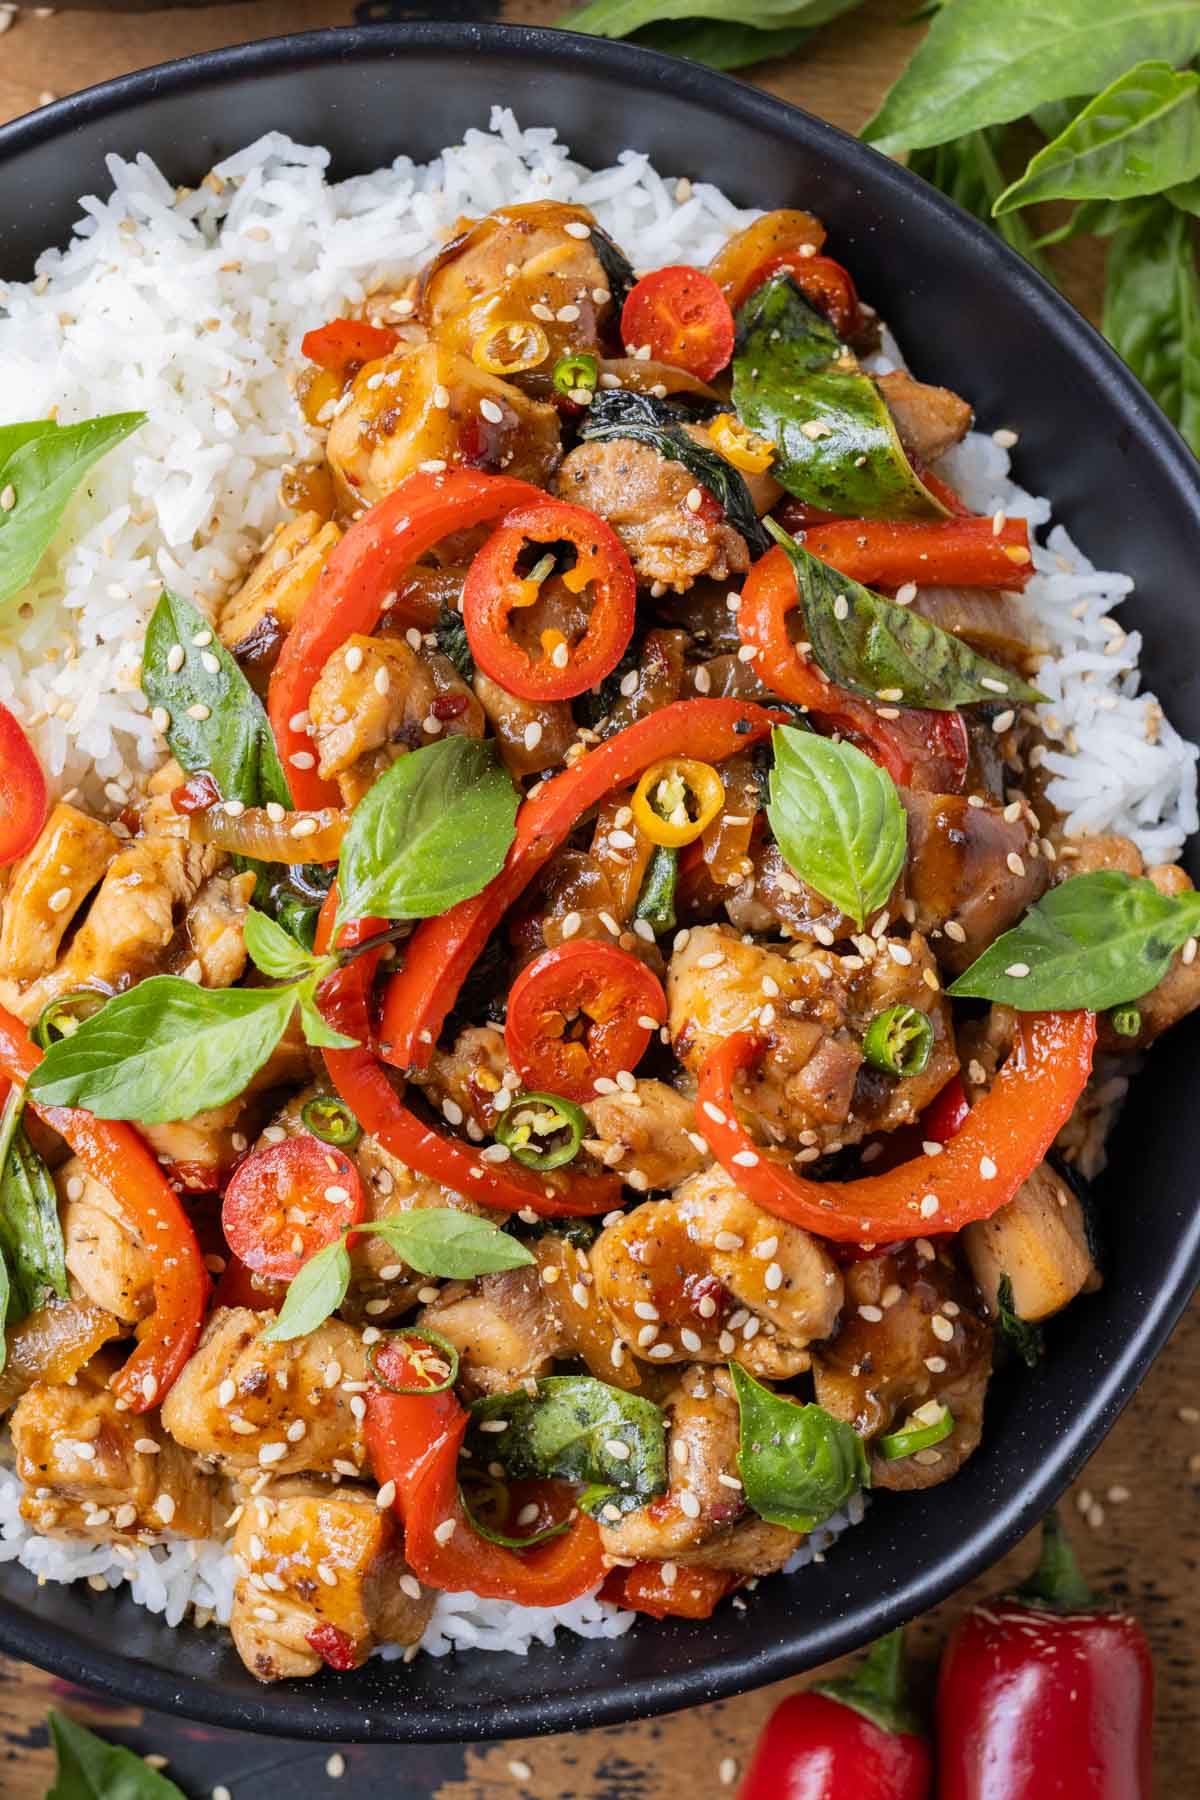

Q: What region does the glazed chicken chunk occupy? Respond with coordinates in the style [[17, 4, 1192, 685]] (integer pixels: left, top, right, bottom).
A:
[[875, 369, 972, 465], [0, 802, 120, 984], [217, 511, 342, 676], [418, 1266, 567, 1398], [54, 1156, 155, 1323]]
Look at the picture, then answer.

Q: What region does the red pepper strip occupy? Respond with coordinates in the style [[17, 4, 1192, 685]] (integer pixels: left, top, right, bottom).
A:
[[738, 547, 968, 792], [937, 1511, 1152, 1799], [697, 1010, 1095, 1245], [738, 1629, 932, 1800], [0, 1006, 208, 1410], [379, 698, 781, 1073], [922, 1072, 971, 1145], [0, 702, 49, 867], [798, 513, 1033, 592], [364, 1363, 605, 1605], [300, 317, 400, 375], [600, 1561, 736, 1621], [269, 469, 546, 807], [305, 1620, 363, 1672]]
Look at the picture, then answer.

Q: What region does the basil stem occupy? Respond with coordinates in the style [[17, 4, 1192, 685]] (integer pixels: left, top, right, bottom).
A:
[[863, 1003, 934, 1077], [633, 843, 678, 935], [495, 1092, 587, 1170], [878, 1404, 955, 1460], [301, 1095, 362, 1148]]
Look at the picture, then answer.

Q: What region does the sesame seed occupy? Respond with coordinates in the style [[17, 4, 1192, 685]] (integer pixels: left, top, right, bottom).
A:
[[134, 1437, 160, 1455], [154, 1493, 176, 1524], [732, 1149, 759, 1168], [166, 643, 185, 673], [944, 919, 966, 943], [887, 941, 913, 966], [523, 720, 543, 753], [678, 1490, 701, 1518], [680, 1328, 703, 1352], [290, 817, 319, 839], [764, 1261, 784, 1292], [609, 828, 636, 850], [697, 950, 724, 969], [720, 1758, 739, 1787], [564, 219, 592, 239], [714, 1231, 744, 1252], [993, 427, 1019, 448], [150, 705, 170, 732], [433, 1517, 457, 1545], [217, 1378, 236, 1407], [326, 1754, 346, 1779], [992, 709, 1016, 734], [648, 1342, 675, 1360], [979, 1155, 997, 1180], [185, 702, 211, 721], [432, 384, 450, 409], [258, 1443, 287, 1465], [919, 1194, 940, 1217], [375, 666, 391, 696], [509, 1759, 533, 1781], [604, 1438, 632, 1462], [1006, 851, 1026, 877], [0, 485, 14, 512], [1004, 962, 1030, 979], [289, 750, 315, 770], [634, 1301, 660, 1321], [931, 1314, 954, 1341], [925, 1355, 948, 1374], [46, 886, 72, 914]]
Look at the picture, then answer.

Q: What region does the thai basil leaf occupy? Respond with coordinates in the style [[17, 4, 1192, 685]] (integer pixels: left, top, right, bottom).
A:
[[0, 1127, 68, 1323], [949, 869, 1200, 1010], [142, 587, 291, 810], [1103, 199, 1200, 455], [0, 412, 145, 610], [47, 1708, 188, 1800], [435, 601, 475, 682], [732, 276, 946, 521], [767, 724, 906, 928], [1167, 173, 1200, 215], [465, 1376, 668, 1518], [768, 522, 1044, 708], [295, 974, 357, 1052], [996, 62, 1200, 214], [908, 129, 1055, 278], [579, 388, 769, 554], [243, 906, 327, 982], [1032, 194, 1162, 249], [588, 225, 636, 312], [261, 1237, 352, 1344], [334, 736, 518, 931], [863, 0, 1200, 154], [996, 1272, 1045, 1369], [560, 0, 859, 38], [730, 1362, 869, 1532], [629, 19, 814, 69]]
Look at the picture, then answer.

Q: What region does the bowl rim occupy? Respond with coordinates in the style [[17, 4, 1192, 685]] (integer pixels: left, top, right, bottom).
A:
[[1, 16, 1198, 1745]]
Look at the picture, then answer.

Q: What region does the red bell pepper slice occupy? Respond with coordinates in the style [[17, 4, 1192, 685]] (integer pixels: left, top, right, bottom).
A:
[[600, 1560, 736, 1621], [737, 546, 968, 792], [269, 468, 547, 807], [379, 698, 781, 1073], [463, 500, 636, 701], [505, 940, 667, 1102], [300, 317, 400, 376], [0, 703, 48, 867], [798, 513, 1034, 592], [621, 266, 735, 380], [0, 1005, 208, 1410], [696, 1009, 1095, 1245], [747, 251, 862, 342], [221, 1135, 363, 1281]]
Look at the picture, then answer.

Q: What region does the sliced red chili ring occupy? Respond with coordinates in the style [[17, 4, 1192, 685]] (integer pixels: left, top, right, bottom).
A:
[[0, 703, 48, 867], [221, 1134, 364, 1282], [462, 500, 635, 701], [621, 266, 735, 381], [368, 1327, 460, 1395], [505, 939, 667, 1103]]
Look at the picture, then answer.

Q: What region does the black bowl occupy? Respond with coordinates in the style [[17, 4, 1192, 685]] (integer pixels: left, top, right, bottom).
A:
[[1, 19, 1198, 1745]]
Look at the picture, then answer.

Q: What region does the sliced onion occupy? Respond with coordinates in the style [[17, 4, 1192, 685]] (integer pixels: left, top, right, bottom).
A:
[[912, 587, 1050, 668], [192, 803, 347, 865], [598, 358, 721, 403]]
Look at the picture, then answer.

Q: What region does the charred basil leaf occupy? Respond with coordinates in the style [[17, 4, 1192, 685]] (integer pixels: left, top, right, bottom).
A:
[[588, 223, 636, 311], [465, 1376, 668, 1520], [730, 1362, 869, 1532], [579, 387, 770, 555], [768, 724, 906, 929], [996, 1272, 1045, 1369], [436, 600, 476, 682]]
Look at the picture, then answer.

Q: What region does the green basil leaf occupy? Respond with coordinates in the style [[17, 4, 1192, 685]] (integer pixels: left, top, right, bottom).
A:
[[1167, 172, 1200, 214], [863, 0, 1200, 154], [996, 1272, 1045, 1369], [435, 601, 475, 682], [0, 412, 145, 610], [768, 521, 1044, 709], [0, 1127, 68, 1323], [909, 129, 1055, 278], [465, 1375, 667, 1513], [996, 62, 1200, 214], [368, 1211, 534, 1279], [1103, 199, 1200, 456], [243, 907, 325, 982], [731, 1362, 868, 1531], [579, 388, 770, 555], [949, 869, 1200, 1010], [27, 976, 298, 1122], [335, 736, 518, 929], [767, 724, 906, 929], [732, 276, 947, 521], [141, 587, 291, 810], [295, 977, 358, 1052], [628, 19, 814, 68], [47, 1709, 189, 1800], [559, 0, 857, 36], [1031, 194, 1162, 248], [261, 1237, 352, 1345]]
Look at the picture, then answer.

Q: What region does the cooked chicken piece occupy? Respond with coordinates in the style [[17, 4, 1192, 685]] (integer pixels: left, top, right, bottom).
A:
[[217, 512, 342, 681], [668, 924, 956, 1152], [875, 369, 972, 465], [590, 1167, 843, 1379], [0, 1299, 121, 1416], [582, 1080, 708, 1192], [417, 1026, 511, 1137], [0, 804, 120, 983], [1055, 832, 1143, 878], [12, 1355, 223, 1540], [556, 439, 750, 592], [139, 1098, 256, 1193], [230, 1476, 433, 1682], [812, 1241, 992, 1492], [533, 1233, 646, 1393], [902, 791, 1048, 974], [473, 670, 576, 778], [600, 1364, 745, 1559], [160, 1308, 369, 1477], [185, 868, 257, 989], [963, 1160, 1098, 1323], [675, 1514, 803, 1577], [724, 840, 854, 943], [417, 1266, 567, 1399], [54, 1157, 154, 1323], [326, 340, 560, 514]]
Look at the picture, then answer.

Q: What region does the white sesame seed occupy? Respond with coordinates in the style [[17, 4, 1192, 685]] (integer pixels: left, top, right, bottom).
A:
[[992, 709, 1016, 734], [185, 702, 211, 721], [217, 1378, 236, 1407], [992, 428, 1019, 448], [979, 1156, 997, 1180], [931, 1314, 954, 1342], [433, 1517, 457, 1545], [166, 643, 185, 674], [925, 1355, 948, 1374], [0, 486, 14, 513], [719, 1758, 739, 1786], [326, 1754, 346, 1779], [289, 750, 315, 770], [509, 1760, 533, 1781], [1006, 851, 1026, 877], [134, 1438, 159, 1455], [564, 219, 592, 239], [1004, 962, 1030, 979], [155, 1493, 176, 1524], [919, 1194, 940, 1217], [714, 1231, 744, 1252], [680, 1328, 703, 1352], [521, 720, 543, 753], [887, 941, 913, 966], [764, 1261, 784, 1291], [150, 705, 170, 732], [258, 1443, 287, 1465], [678, 1489, 701, 1518], [648, 1342, 675, 1360]]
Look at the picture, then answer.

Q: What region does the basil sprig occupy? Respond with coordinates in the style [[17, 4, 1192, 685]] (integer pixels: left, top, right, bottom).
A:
[[948, 869, 1200, 1010], [731, 1362, 869, 1533], [0, 412, 145, 610], [465, 1375, 668, 1521], [767, 520, 1044, 711], [48, 1708, 187, 1800], [767, 724, 906, 928], [263, 1213, 534, 1344]]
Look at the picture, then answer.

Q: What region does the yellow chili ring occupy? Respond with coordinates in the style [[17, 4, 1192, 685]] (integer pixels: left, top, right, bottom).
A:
[[631, 757, 726, 847], [708, 411, 776, 475], [472, 319, 552, 376]]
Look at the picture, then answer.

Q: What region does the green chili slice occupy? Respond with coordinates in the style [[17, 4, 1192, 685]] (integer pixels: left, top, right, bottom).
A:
[[32, 988, 107, 1051], [495, 1092, 587, 1170], [552, 351, 599, 400], [862, 1003, 934, 1078], [633, 843, 678, 935], [878, 1404, 954, 1461], [366, 1326, 459, 1395], [301, 1094, 362, 1148], [1108, 1004, 1142, 1038], [459, 1476, 572, 1550]]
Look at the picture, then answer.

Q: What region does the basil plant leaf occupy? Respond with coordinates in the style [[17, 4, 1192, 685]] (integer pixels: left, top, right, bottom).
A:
[[141, 587, 291, 810], [949, 869, 1200, 1010], [1103, 199, 1200, 456], [295, 977, 358, 1052], [466, 1375, 668, 1517], [996, 62, 1200, 215], [768, 724, 906, 929], [996, 1272, 1044, 1370], [768, 521, 1045, 709], [1167, 173, 1200, 216], [0, 1126, 68, 1323], [243, 906, 326, 982], [0, 412, 145, 610], [261, 1237, 353, 1345], [863, 0, 1200, 154], [369, 1211, 534, 1279], [47, 1708, 189, 1800], [908, 129, 1054, 279], [730, 1362, 869, 1533], [27, 976, 299, 1122], [559, 0, 857, 38], [629, 18, 814, 70], [732, 276, 946, 522], [335, 736, 518, 929]]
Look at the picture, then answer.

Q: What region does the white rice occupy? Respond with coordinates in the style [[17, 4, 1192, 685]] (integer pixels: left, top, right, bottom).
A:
[[0, 111, 1190, 1655]]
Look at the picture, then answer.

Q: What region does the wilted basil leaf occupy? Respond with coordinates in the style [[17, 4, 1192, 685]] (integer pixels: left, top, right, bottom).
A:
[[996, 1272, 1045, 1369], [768, 724, 906, 928], [730, 1362, 869, 1532], [466, 1376, 668, 1518]]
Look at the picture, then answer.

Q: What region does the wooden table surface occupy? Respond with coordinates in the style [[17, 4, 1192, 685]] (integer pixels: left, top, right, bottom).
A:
[[0, 2, 1196, 1793]]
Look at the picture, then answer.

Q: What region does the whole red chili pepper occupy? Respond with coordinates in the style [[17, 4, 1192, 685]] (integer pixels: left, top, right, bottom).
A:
[[738, 1628, 932, 1800], [937, 1511, 1153, 1799]]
